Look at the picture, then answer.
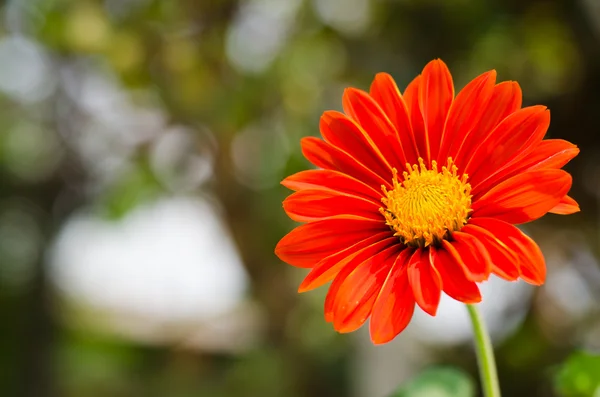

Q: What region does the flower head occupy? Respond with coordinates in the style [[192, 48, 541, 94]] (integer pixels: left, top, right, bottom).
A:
[[275, 59, 579, 344]]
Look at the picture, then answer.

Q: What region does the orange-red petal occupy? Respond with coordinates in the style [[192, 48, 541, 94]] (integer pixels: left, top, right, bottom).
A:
[[455, 81, 522, 169], [301, 136, 391, 191], [320, 111, 393, 179], [369, 73, 420, 164], [418, 59, 454, 163], [469, 218, 546, 285], [465, 106, 550, 187], [323, 244, 398, 322], [461, 224, 520, 281], [283, 189, 381, 222], [438, 70, 496, 162], [403, 75, 425, 160], [369, 249, 415, 344], [281, 169, 383, 202], [442, 232, 492, 282], [472, 139, 579, 199], [275, 216, 387, 268], [431, 246, 481, 303], [549, 195, 580, 215], [298, 233, 396, 292], [342, 88, 409, 170], [472, 169, 572, 224], [407, 248, 442, 316], [524, 140, 580, 170], [330, 245, 401, 333]]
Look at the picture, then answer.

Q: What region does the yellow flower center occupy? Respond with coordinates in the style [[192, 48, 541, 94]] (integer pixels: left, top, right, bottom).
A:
[[380, 158, 472, 247]]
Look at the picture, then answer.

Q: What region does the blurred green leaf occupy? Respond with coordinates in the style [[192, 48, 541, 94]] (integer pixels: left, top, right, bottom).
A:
[[555, 351, 600, 397], [390, 367, 475, 397]]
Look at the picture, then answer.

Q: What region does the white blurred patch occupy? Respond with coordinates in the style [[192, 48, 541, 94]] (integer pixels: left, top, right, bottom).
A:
[[150, 126, 215, 192], [5, 0, 46, 34], [49, 196, 249, 324], [226, 0, 302, 73], [0, 36, 56, 103], [539, 239, 600, 336], [59, 64, 211, 193], [61, 67, 165, 148], [312, 0, 372, 36], [545, 265, 594, 320], [410, 276, 533, 346]]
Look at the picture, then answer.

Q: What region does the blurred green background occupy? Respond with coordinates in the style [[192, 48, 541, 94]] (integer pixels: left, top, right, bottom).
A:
[[0, 0, 599, 396]]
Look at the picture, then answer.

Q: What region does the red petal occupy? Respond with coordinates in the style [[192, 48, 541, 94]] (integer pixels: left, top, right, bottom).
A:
[[469, 218, 546, 285], [461, 224, 519, 281], [418, 59, 454, 163], [403, 75, 426, 160], [298, 233, 396, 292], [342, 88, 409, 170], [549, 195, 580, 215], [465, 106, 549, 187], [323, 244, 396, 322], [430, 246, 481, 304], [438, 70, 496, 162], [442, 232, 492, 282], [407, 248, 442, 316], [473, 139, 579, 199], [301, 137, 391, 191], [525, 140, 580, 170], [283, 189, 381, 222], [369, 73, 420, 164], [330, 245, 401, 333], [275, 216, 387, 268], [320, 111, 393, 179], [369, 249, 415, 344], [281, 169, 383, 202], [509, 139, 579, 172], [455, 81, 522, 169], [472, 169, 572, 224]]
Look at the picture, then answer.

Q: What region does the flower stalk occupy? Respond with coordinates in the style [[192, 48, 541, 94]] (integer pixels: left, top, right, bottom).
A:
[[467, 304, 501, 397]]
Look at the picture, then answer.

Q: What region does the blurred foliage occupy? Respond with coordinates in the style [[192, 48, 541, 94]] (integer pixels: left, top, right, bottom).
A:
[[555, 351, 600, 397], [390, 367, 475, 397]]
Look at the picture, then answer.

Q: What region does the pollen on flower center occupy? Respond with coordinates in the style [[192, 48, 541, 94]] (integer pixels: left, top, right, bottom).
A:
[[380, 157, 472, 247]]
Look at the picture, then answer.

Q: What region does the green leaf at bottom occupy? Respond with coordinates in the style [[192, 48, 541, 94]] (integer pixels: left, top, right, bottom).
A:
[[390, 366, 475, 397], [555, 351, 600, 397]]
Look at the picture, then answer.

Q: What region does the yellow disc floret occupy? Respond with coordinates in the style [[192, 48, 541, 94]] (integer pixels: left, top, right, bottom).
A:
[[380, 158, 472, 247]]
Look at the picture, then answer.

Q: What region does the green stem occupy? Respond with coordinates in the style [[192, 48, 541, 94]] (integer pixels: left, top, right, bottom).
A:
[[466, 304, 501, 397]]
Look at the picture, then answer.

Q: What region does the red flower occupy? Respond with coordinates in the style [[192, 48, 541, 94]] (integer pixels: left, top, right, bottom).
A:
[[275, 60, 579, 344]]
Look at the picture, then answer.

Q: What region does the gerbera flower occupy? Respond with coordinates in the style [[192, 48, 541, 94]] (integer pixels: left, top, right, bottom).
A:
[[275, 59, 579, 344]]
